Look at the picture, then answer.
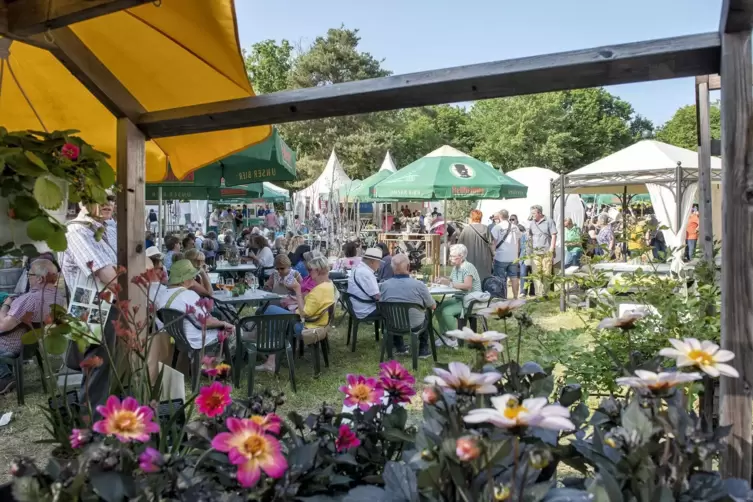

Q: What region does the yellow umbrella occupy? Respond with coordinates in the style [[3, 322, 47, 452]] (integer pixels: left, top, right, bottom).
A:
[[0, 0, 270, 182]]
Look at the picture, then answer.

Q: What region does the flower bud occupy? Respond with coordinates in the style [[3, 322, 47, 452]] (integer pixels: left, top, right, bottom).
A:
[[527, 448, 553, 470], [494, 484, 511, 501], [485, 350, 499, 363], [420, 449, 436, 461], [422, 387, 438, 405], [456, 436, 480, 462]]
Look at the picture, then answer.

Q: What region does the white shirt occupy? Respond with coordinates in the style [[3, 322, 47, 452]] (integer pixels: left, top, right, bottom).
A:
[[153, 286, 219, 349], [209, 213, 219, 225], [347, 262, 379, 319], [491, 221, 521, 263], [320, 215, 329, 229]]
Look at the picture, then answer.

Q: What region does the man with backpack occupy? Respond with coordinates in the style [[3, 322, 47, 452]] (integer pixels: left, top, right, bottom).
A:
[[491, 210, 522, 299]]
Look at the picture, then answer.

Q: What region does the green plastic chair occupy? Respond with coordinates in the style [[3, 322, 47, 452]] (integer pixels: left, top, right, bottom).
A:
[[377, 302, 436, 371], [237, 313, 299, 396]]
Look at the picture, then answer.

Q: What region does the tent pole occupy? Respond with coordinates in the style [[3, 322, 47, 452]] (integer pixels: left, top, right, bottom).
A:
[[157, 186, 163, 249], [675, 161, 683, 245], [559, 173, 566, 312]]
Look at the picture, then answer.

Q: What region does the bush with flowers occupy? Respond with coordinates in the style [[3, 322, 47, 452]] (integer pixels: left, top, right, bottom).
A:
[[6, 266, 750, 501]]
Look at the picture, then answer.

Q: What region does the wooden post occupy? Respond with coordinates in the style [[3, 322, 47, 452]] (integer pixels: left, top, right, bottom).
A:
[[116, 118, 146, 305], [559, 174, 566, 312], [719, 29, 753, 482], [696, 77, 715, 263]]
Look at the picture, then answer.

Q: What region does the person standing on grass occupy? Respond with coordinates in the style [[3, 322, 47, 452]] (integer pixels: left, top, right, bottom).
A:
[[563, 218, 583, 267], [0, 259, 63, 395], [380, 254, 436, 358], [491, 210, 521, 299], [457, 209, 494, 283], [526, 205, 557, 297], [686, 205, 699, 261]]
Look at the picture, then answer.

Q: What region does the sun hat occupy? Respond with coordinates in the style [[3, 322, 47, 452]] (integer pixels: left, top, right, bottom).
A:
[[145, 246, 162, 258], [363, 247, 383, 261], [168, 260, 198, 285]]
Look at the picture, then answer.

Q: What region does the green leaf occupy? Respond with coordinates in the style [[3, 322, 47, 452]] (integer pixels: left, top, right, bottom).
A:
[[21, 328, 43, 345], [621, 400, 653, 445], [382, 428, 414, 443], [26, 216, 55, 241], [11, 195, 40, 221], [90, 471, 136, 502], [19, 244, 40, 259], [97, 161, 115, 188], [68, 187, 81, 204], [89, 184, 107, 204], [46, 228, 68, 252], [34, 177, 64, 210], [44, 333, 68, 355], [24, 151, 47, 170]]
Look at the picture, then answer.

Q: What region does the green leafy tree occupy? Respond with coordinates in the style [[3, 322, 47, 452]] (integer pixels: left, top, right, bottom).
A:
[[392, 106, 475, 166], [655, 103, 721, 150], [243, 39, 293, 95], [468, 89, 654, 172]]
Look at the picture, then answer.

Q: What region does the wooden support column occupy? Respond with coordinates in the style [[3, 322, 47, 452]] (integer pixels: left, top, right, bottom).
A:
[[696, 77, 715, 263], [719, 29, 753, 482], [116, 118, 146, 305], [559, 174, 566, 312]]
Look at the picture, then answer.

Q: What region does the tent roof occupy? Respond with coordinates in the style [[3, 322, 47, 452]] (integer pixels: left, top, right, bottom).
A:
[[564, 140, 722, 195], [311, 149, 351, 194], [378, 152, 397, 172], [570, 140, 721, 176]]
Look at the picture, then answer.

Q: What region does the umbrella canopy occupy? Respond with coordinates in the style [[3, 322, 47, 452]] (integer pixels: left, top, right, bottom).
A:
[[145, 183, 262, 201], [371, 146, 528, 200], [254, 182, 290, 203], [1, 0, 271, 182], [350, 170, 393, 201], [171, 128, 296, 185]]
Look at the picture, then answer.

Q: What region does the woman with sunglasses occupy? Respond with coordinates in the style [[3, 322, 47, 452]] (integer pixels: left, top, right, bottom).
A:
[[265, 254, 302, 296]]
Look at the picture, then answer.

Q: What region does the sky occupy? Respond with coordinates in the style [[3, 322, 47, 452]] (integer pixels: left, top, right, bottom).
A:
[[235, 0, 722, 128]]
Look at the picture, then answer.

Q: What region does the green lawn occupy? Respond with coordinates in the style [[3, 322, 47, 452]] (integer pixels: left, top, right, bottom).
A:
[[0, 300, 583, 483]]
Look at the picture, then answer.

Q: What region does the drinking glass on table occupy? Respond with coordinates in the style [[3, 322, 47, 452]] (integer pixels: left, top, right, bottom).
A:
[[225, 277, 235, 291], [245, 272, 255, 287], [217, 276, 225, 291]]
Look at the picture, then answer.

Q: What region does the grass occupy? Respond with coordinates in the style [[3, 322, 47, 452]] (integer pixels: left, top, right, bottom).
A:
[[0, 299, 583, 483]]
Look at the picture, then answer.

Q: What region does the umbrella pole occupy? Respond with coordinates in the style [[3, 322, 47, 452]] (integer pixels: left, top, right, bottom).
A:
[[157, 186, 163, 248]]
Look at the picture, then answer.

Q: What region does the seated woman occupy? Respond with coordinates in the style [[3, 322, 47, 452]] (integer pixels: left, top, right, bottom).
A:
[[265, 254, 302, 296], [153, 260, 234, 352], [289, 243, 311, 278], [435, 243, 482, 336], [258, 255, 335, 371], [332, 240, 361, 272], [247, 234, 275, 277], [184, 249, 213, 297]]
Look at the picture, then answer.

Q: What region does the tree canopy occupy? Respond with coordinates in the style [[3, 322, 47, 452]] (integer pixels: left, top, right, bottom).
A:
[[655, 103, 721, 150], [244, 26, 713, 190]]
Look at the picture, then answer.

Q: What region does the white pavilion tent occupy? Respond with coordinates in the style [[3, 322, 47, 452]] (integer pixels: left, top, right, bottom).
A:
[[554, 139, 722, 272], [293, 149, 352, 218]]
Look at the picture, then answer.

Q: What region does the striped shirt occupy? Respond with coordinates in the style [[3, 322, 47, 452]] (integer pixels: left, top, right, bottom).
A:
[[59, 216, 117, 292], [0, 285, 65, 355], [450, 261, 482, 293]]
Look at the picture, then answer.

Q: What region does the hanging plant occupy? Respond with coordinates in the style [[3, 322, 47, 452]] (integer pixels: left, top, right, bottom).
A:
[[0, 128, 114, 256]]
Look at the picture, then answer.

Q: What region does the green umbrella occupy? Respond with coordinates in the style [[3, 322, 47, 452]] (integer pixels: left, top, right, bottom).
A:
[[371, 146, 528, 200], [155, 128, 296, 186], [254, 182, 289, 203], [350, 170, 393, 201], [145, 183, 262, 201]]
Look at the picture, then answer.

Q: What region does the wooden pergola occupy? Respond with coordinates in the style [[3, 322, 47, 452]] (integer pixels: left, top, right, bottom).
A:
[[2, 0, 752, 480]]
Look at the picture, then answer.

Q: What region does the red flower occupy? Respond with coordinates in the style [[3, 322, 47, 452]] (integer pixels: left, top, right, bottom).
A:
[[335, 424, 361, 452], [380, 377, 416, 405], [339, 374, 384, 411], [456, 436, 480, 462], [378, 360, 416, 384], [69, 428, 91, 449], [80, 355, 103, 371], [61, 143, 80, 161], [196, 297, 214, 313], [422, 387, 438, 405], [196, 381, 232, 418], [250, 413, 282, 435]]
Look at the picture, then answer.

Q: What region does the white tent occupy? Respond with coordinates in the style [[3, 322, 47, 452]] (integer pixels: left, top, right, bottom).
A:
[[478, 167, 584, 226], [379, 151, 397, 172], [293, 149, 352, 217], [561, 140, 723, 272]]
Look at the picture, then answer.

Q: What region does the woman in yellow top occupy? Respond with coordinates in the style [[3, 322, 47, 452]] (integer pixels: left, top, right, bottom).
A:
[[257, 255, 335, 371], [627, 218, 650, 258]]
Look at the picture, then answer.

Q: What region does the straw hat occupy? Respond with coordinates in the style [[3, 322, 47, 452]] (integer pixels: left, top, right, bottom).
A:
[[168, 260, 198, 285], [363, 247, 383, 261]]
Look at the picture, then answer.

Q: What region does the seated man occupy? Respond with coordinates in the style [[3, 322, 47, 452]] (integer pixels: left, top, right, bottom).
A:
[[0, 259, 65, 394], [346, 247, 388, 346], [379, 254, 436, 358], [153, 260, 235, 352]]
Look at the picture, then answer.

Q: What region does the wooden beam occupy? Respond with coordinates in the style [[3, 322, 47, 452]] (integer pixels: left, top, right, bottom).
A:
[[6, 0, 151, 37], [720, 0, 753, 33], [49, 27, 145, 120], [719, 30, 753, 483], [139, 32, 721, 138], [115, 118, 146, 305]]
